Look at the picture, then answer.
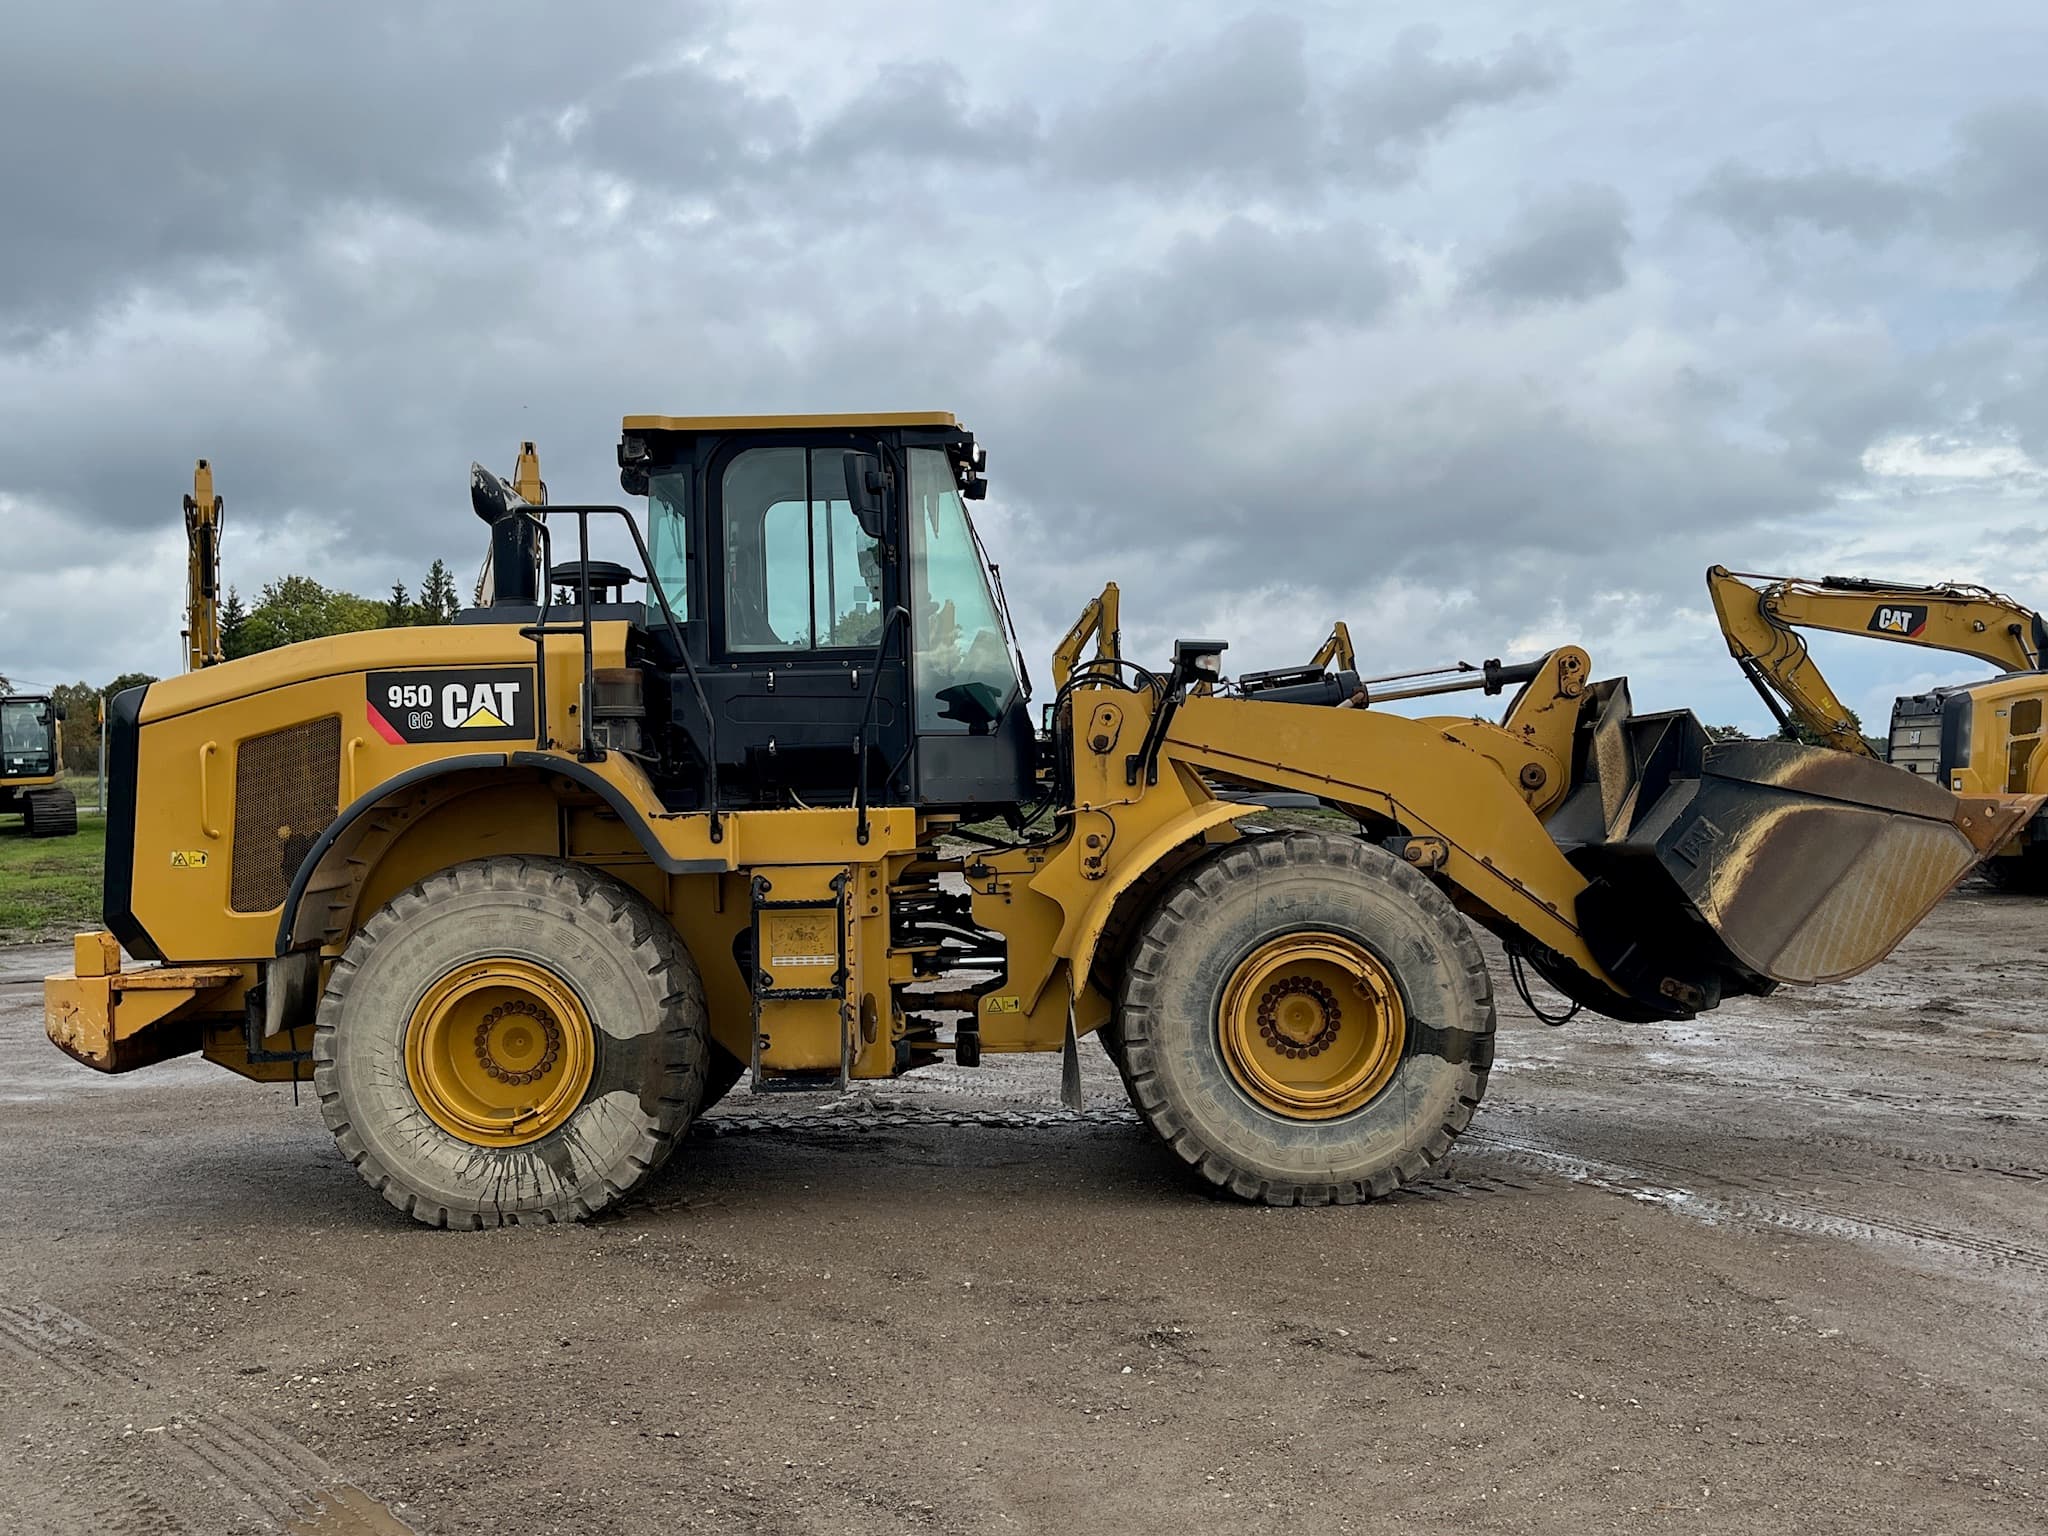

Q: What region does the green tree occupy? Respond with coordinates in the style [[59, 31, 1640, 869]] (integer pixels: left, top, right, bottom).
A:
[[1777, 708, 1863, 750], [233, 575, 387, 656], [418, 559, 460, 624], [46, 674, 159, 772], [384, 581, 414, 628], [50, 681, 99, 772], [0, 673, 12, 696], [220, 587, 250, 660], [1703, 723, 1750, 743]]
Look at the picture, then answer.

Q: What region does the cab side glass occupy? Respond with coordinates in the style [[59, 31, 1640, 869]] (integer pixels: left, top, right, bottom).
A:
[[721, 446, 884, 652]]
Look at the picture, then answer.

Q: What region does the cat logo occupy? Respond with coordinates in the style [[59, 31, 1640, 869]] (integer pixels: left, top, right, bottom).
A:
[[366, 667, 535, 744], [1868, 604, 1929, 638], [446, 679, 520, 729]]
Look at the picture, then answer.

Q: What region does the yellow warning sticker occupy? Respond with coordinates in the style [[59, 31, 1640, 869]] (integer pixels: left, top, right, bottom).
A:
[[170, 850, 210, 869], [985, 994, 1023, 1013]]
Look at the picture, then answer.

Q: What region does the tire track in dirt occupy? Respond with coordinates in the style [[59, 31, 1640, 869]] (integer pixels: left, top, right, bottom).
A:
[[1467, 1128, 2048, 1275], [0, 1289, 416, 1534]]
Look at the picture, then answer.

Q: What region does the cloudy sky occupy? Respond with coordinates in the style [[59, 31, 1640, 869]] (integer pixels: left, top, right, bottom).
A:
[[4, 0, 2046, 734]]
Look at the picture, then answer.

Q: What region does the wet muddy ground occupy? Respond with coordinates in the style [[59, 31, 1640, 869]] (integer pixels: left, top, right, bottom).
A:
[[0, 887, 2042, 1534]]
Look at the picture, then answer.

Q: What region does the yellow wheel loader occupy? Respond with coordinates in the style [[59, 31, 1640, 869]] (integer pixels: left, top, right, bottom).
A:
[[2, 693, 77, 838], [1706, 565, 2048, 890], [41, 416, 2036, 1226]]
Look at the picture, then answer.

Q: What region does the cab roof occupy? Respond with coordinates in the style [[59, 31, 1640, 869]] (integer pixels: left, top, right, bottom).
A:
[[622, 411, 959, 433]]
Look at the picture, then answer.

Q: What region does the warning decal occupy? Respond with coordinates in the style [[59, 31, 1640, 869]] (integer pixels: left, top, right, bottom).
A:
[[366, 667, 536, 744]]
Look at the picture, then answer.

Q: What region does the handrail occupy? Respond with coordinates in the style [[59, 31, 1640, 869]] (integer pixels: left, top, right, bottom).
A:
[[514, 502, 725, 843], [853, 606, 910, 845]]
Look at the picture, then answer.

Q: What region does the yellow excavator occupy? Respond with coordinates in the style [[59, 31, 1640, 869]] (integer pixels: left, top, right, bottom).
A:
[[1, 692, 76, 837], [1707, 565, 2048, 888], [183, 460, 225, 672], [35, 416, 2039, 1227]]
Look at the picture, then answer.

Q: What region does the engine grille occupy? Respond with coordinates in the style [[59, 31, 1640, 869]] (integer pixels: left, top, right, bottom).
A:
[[231, 716, 341, 914]]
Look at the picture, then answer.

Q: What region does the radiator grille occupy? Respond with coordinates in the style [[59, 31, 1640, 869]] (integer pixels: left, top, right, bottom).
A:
[[231, 716, 341, 913]]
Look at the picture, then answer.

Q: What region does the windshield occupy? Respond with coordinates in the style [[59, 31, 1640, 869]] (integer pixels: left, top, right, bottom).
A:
[[907, 449, 1020, 732], [1, 699, 53, 776]]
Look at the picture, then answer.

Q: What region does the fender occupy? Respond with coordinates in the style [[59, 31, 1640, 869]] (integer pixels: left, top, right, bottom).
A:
[[1064, 800, 1255, 1001], [274, 750, 716, 955]]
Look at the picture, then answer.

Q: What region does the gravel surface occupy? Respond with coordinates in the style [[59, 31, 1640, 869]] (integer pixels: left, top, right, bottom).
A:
[[0, 886, 2042, 1534]]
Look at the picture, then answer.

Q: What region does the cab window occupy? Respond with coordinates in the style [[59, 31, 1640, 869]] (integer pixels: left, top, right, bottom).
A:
[[907, 448, 1019, 731], [645, 471, 692, 620], [721, 447, 883, 652]]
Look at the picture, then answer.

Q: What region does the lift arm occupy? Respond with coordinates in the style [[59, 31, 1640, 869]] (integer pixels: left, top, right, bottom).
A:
[[182, 460, 224, 672]]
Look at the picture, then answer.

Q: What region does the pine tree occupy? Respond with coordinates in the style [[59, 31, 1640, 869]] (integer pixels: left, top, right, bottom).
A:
[[385, 581, 413, 628], [419, 560, 460, 623], [220, 587, 249, 660]]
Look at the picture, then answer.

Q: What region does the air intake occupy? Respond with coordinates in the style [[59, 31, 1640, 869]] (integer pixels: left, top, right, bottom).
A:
[[231, 716, 341, 914]]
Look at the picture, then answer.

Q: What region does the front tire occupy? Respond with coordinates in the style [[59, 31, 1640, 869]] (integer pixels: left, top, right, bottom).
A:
[[1981, 844, 2048, 894], [1118, 832, 1494, 1205], [313, 857, 708, 1228]]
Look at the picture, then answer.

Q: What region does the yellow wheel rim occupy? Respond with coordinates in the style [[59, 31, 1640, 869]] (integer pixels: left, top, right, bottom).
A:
[[1218, 932, 1406, 1120], [404, 958, 596, 1148]]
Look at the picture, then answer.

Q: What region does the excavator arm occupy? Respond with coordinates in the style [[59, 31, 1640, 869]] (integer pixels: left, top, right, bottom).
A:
[[182, 460, 224, 672], [1705, 566, 2048, 757]]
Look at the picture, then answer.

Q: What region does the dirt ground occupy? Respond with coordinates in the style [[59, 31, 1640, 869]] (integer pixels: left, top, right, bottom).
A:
[[0, 888, 2042, 1535]]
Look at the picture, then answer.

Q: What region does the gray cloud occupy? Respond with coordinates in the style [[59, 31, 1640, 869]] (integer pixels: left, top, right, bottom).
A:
[[1047, 18, 1566, 192], [0, 4, 668, 337], [1051, 217, 1404, 370], [1, 1, 2043, 741], [806, 61, 1040, 168], [1046, 13, 1317, 189], [1332, 27, 1567, 182], [1690, 163, 1925, 245], [1467, 183, 1631, 305]]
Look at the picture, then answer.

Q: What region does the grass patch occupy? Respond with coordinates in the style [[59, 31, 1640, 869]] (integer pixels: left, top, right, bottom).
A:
[[0, 816, 105, 943]]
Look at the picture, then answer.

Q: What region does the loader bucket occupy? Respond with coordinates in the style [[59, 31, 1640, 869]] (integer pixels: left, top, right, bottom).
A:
[[1547, 682, 2039, 1013]]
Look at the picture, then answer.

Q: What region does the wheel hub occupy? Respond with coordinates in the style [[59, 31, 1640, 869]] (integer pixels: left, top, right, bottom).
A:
[[473, 998, 564, 1086], [1219, 932, 1406, 1121], [1256, 976, 1342, 1058], [405, 958, 595, 1147]]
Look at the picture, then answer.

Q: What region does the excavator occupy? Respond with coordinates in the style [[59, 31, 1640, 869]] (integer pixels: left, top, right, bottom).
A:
[[1, 692, 76, 837], [1707, 566, 2048, 889], [36, 414, 2039, 1227]]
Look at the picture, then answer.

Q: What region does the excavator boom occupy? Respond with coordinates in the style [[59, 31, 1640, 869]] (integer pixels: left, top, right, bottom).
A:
[[182, 460, 223, 672]]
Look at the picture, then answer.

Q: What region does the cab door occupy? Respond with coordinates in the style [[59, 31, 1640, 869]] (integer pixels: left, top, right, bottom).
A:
[[701, 435, 910, 806]]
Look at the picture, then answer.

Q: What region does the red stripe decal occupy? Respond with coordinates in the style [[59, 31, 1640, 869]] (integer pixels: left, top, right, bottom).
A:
[[365, 701, 405, 745]]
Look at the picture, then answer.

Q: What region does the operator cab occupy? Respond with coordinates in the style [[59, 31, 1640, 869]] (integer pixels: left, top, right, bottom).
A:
[[1, 695, 58, 780], [601, 413, 1034, 816]]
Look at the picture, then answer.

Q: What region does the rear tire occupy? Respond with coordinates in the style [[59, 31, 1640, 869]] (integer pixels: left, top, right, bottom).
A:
[[1118, 832, 1494, 1205], [314, 856, 708, 1228]]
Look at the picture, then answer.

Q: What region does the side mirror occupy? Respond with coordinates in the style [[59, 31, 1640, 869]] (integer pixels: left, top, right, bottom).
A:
[[51, 705, 66, 723], [842, 451, 887, 540]]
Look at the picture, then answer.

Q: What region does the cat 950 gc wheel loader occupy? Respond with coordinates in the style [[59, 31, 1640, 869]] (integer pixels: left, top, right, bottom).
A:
[[43, 414, 2038, 1225]]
